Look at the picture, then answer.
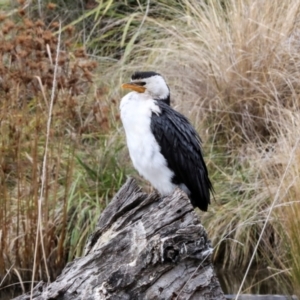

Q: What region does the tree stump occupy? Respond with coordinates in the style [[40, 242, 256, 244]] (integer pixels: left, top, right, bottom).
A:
[[14, 178, 225, 300]]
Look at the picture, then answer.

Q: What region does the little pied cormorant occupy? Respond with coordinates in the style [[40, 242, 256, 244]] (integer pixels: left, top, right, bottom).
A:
[[120, 71, 213, 211]]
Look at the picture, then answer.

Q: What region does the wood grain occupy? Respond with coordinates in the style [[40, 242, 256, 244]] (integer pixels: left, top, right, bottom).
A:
[[14, 178, 225, 300]]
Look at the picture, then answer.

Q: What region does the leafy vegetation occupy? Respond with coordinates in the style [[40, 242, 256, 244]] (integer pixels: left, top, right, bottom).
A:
[[0, 0, 300, 297]]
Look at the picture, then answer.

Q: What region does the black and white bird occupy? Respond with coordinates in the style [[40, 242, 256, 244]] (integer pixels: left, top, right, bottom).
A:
[[120, 71, 213, 211]]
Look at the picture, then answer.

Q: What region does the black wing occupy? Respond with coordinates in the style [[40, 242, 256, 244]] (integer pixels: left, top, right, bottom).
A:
[[151, 101, 213, 211]]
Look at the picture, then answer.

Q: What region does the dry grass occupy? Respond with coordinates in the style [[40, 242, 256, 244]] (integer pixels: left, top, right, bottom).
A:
[[111, 0, 300, 293], [0, 8, 125, 295]]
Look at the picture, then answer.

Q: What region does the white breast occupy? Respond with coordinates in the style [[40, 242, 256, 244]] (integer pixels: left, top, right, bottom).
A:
[[120, 92, 176, 195]]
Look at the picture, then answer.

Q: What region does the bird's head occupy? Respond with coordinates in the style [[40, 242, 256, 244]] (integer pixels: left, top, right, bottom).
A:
[[121, 71, 170, 105]]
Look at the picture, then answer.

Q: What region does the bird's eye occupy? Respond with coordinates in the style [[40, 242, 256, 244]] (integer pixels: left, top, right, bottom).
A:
[[135, 81, 146, 86]]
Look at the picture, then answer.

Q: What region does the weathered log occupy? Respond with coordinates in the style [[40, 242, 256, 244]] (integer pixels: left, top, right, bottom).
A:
[[14, 178, 225, 300]]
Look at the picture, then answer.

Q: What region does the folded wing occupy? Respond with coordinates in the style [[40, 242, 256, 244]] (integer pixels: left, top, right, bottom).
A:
[[150, 101, 212, 211]]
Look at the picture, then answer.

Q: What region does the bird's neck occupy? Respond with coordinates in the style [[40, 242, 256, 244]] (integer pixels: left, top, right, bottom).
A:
[[154, 95, 170, 106]]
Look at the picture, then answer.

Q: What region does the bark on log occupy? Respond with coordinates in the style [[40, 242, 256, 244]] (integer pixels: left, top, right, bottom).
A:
[[14, 178, 225, 300]]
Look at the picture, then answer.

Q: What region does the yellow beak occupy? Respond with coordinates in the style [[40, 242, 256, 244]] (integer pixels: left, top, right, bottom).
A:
[[121, 83, 146, 93]]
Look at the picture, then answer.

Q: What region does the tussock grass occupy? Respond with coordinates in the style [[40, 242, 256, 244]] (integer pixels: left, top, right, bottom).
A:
[[108, 0, 300, 293]]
